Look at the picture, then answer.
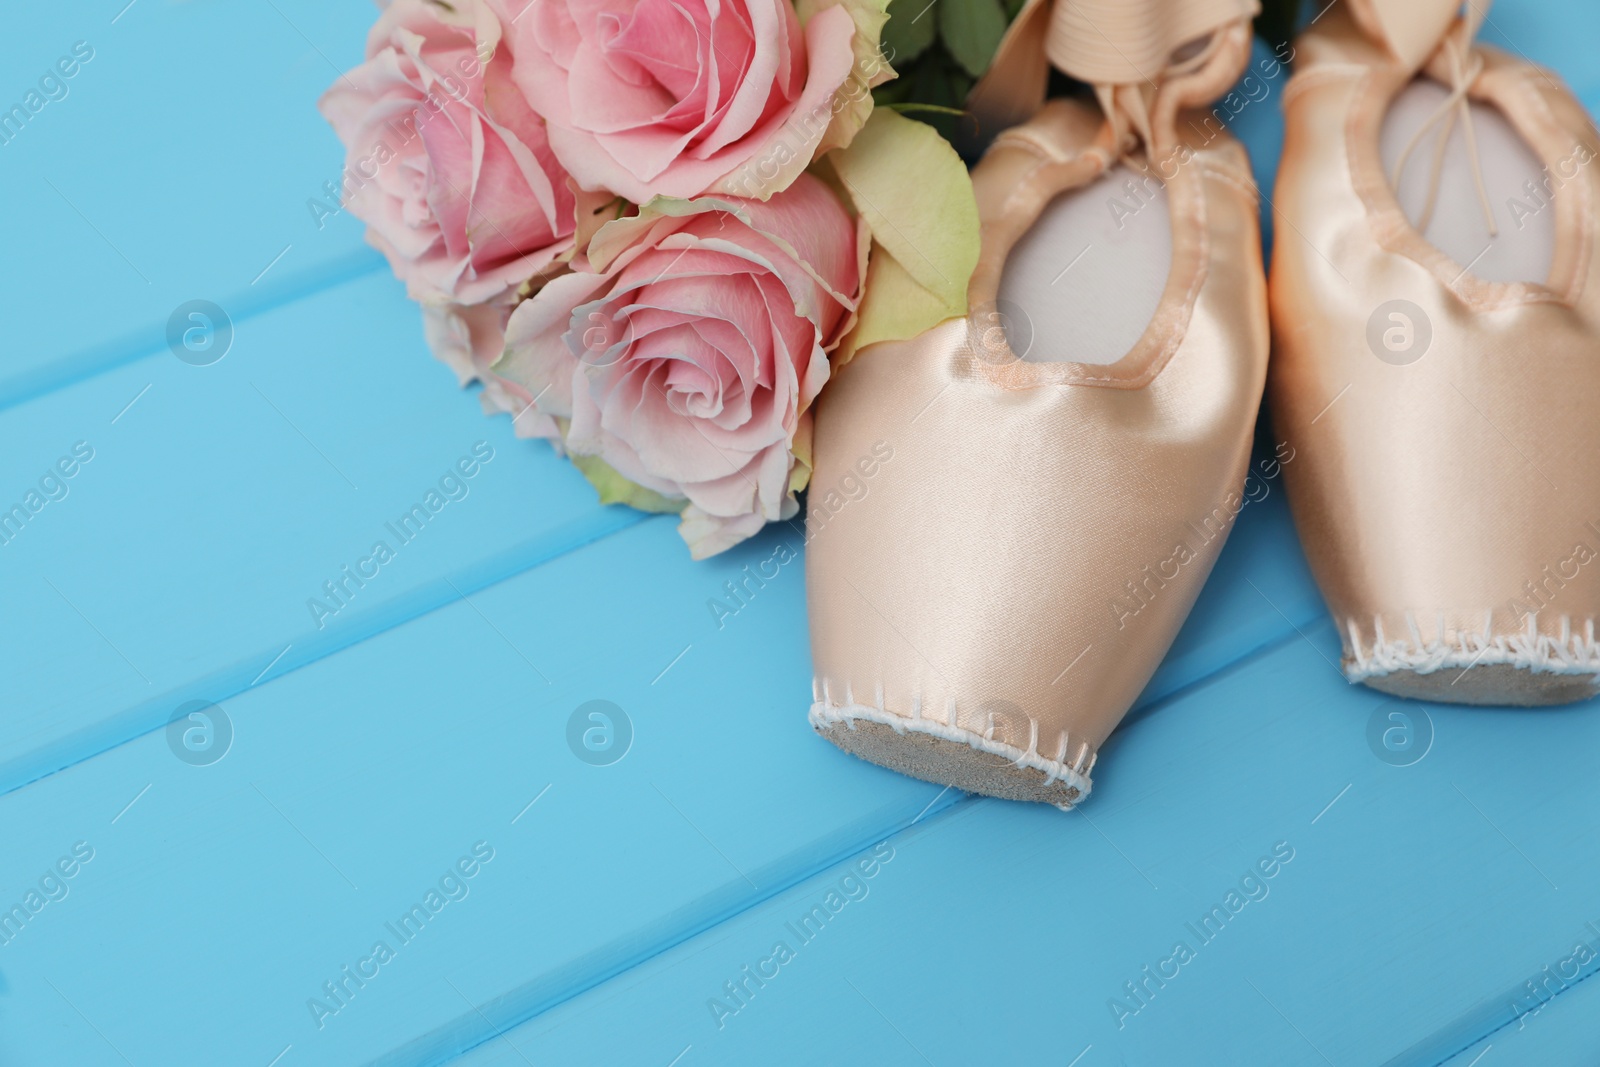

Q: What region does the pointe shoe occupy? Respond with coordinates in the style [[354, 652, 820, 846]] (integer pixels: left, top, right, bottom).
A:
[[804, 0, 1269, 806], [1269, 0, 1600, 705]]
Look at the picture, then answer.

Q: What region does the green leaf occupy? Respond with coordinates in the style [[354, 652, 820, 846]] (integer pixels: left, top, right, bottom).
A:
[[938, 0, 1009, 78], [870, 72, 915, 106], [885, 102, 966, 116], [1254, 0, 1302, 58], [909, 49, 973, 107], [570, 453, 685, 514], [870, 51, 972, 142], [880, 0, 938, 66], [838, 239, 959, 362], [827, 109, 979, 363]]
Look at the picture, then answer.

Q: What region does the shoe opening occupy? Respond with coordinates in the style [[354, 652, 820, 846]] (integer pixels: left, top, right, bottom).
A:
[[1379, 76, 1557, 285], [996, 162, 1174, 364]]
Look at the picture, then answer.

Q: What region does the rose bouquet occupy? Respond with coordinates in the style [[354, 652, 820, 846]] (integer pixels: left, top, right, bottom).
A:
[[321, 0, 982, 557]]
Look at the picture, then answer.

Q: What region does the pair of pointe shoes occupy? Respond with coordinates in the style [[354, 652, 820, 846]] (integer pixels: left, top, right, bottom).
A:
[[805, 0, 1600, 807]]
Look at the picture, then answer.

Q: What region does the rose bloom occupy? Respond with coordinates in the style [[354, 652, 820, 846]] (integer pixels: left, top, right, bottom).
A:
[[421, 300, 559, 433], [495, 174, 865, 557], [500, 0, 875, 202], [320, 0, 577, 306]]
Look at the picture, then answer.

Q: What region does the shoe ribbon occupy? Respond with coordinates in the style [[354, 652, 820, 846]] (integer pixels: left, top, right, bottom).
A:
[[1388, 3, 1498, 236], [966, 0, 1258, 153]]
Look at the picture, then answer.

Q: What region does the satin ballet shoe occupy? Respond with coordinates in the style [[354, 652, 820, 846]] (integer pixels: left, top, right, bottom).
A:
[[1269, 0, 1600, 705], [804, 0, 1269, 806]]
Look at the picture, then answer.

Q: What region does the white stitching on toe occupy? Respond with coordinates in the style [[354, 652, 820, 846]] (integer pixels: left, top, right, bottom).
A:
[[1011, 718, 1040, 769], [1345, 612, 1600, 680]]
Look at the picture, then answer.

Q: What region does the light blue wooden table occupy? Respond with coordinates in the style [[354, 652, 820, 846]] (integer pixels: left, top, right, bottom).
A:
[[3, 2, 1597, 1064]]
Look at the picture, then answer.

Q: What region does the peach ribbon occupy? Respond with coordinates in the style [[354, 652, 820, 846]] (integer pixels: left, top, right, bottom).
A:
[[1387, 2, 1498, 236], [966, 0, 1258, 146]]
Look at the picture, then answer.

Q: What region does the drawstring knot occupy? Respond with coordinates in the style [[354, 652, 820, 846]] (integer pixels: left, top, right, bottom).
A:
[[1094, 83, 1157, 158], [1390, 8, 1499, 237]]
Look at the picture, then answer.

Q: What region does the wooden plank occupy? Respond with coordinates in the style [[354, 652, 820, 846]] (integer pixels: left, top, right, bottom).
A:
[[0, 269, 640, 796], [0, 0, 378, 408], [1438, 967, 1600, 1067], [0, 469, 1325, 1066], [445, 629, 1600, 1067], [0, 516, 945, 1066]]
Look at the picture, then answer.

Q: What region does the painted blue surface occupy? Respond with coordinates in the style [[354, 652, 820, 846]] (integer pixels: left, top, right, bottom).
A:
[[454, 630, 1600, 1067], [0, 269, 652, 796], [0, 0, 380, 409], [1439, 961, 1600, 1067], [2, 1, 1597, 1065]]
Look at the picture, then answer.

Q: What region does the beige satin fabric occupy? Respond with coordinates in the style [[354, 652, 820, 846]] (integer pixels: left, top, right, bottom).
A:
[[806, 99, 1269, 803], [1044, 0, 1258, 85], [1345, 0, 1463, 72], [1269, 5, 1600, 702], [968, 0, 1258, 142]]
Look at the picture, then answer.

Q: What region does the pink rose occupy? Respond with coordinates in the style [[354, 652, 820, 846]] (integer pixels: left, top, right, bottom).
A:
[[320, 0, 578, 306], [495, 174, 866, 557], [420, 299, 562, 437], [499, 0, 873, 203], [422, 299, 514, 385]]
